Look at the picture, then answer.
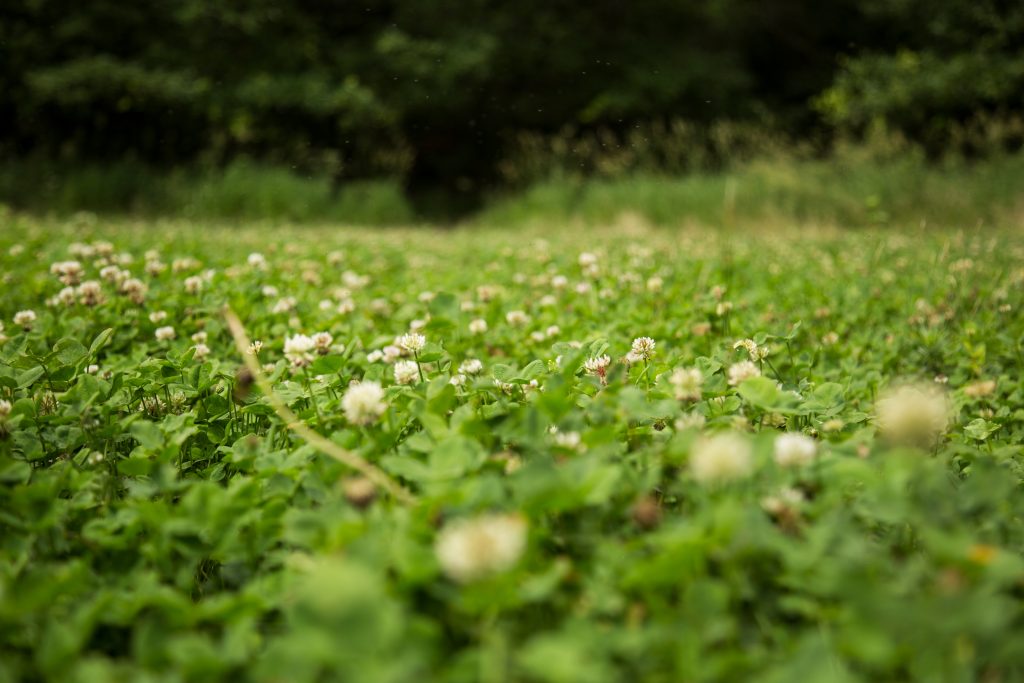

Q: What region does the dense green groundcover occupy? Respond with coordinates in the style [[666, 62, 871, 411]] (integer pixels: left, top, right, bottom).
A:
[[1, 215, 1023, 682]]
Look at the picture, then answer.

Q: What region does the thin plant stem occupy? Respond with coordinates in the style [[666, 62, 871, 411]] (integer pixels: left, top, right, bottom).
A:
[[223, 305, 416, 506]]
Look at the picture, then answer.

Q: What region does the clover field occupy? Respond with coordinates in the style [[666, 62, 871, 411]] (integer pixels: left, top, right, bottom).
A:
[[1, 215, 1023, 683]]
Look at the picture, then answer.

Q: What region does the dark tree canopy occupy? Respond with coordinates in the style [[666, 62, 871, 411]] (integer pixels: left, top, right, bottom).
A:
[[1, 0, 1021, 204]]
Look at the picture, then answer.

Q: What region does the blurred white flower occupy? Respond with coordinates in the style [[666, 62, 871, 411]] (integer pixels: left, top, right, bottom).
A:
[[155, 326, 176, 342], [50, 260, 83, 285], [669, 367, 703, 401], [459, 358, 484, 375], [284, 334, 315, 368], [77, 281, 105, 306], [506, 310, 530, 326], [773, 432, 817, 467], [727, 360, 761, 386], [13, 310, 36, 330], [435, 514, 527, 583], [393, 359, 419, 385], [876, 384, 950, 447], [183, 275, 204, 294], [312, 331, 333, 355], [690, 433, 753, 483], [342, 381, 387, 425]]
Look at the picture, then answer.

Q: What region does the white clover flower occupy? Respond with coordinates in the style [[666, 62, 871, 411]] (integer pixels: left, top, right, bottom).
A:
[[247, 252, 267, 269], [342, 270, 370, 288], [393, 360, 419, 385], [774, 432, 818, 467], [574, 282, 592, 295], [876, 384, 950, 447], [578, 252, 598, 267], [56, 287, 77, 307], [551, 275, 569, 289], [50, 260, 84, 285], [964, 380, 997, 398], [14, 310, 37, 330], [342, 381, 387, 425], [247, 340, 263, 356], [690, 433, 753, 484], [312, 331, 333, 355], [183, 275, 204, 294], [336, 298, 356, 315], [459, 359, 484, 375], [149, 310, 168, 324], [715, 301, 733, 316], [99, 265, 123, 283], [727, 360, 761, 386], [538, 295, 558, 308], [506, 310, 530, 326], [584, 355, 611, 381], [397, 332, 426, 353], [261, 285, 279, 298], [545, 325, 560, 338], [284, 334, 315, 368], [762, 487, 805, 515], [191, 331, 208, 344], [476, 284, 500, 302], [76, 281, 105, 306], [119, 278, 147, 304], [553, 430, 582, 450], [646, 276, 663, 292], [271, 297, 296, 314], [669, 367, 703, 401], [382, 345, 403, 363], [674, 412, 706, 431], [193, 343, 211, 360], [366, 349, 384, 363], [469, 318, 488, 334], [450, 374, 467, 386], [418, 290, 436, 303], [434, 514, 527, 583], [631, 336, 656, 361], [733, 338, 768, 361], [0, 399, 11, 416], [155, 326, 176, 342], [530, 331, 546, 343]]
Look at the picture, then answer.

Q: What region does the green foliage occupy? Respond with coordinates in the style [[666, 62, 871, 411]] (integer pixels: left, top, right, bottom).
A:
[[818, 0, 1024, 148], [0, 160, 413, 225], [1, 217, 1023, 681], [476, 151, 1024, 228]]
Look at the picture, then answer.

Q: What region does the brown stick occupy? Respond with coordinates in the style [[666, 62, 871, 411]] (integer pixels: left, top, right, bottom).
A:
[[223, 305, 416, 506]]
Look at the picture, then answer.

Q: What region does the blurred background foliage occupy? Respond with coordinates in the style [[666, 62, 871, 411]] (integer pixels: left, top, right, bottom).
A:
[[0, 0, 1022, 219]]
